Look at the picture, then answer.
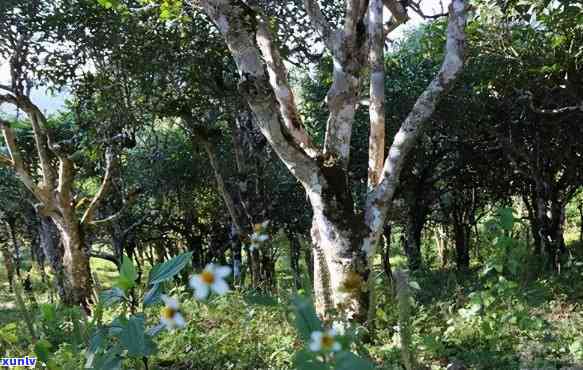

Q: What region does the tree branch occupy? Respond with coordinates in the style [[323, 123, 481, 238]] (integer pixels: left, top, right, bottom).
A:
[[0, 119, 42, 200], [256, 18, 320, 158], [303, 0, 337, 52], [200, 0, 321, 186], [363, 0, 468, 256], [522, 90, 583, 115], [81, 148, 116, 225], [368, 0, 385, 189], [0, 153, 13, 167]]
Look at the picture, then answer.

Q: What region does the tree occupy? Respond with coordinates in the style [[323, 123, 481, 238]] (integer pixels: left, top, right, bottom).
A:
[[0, 1, 125, 310], [196, 0, 468, 320]]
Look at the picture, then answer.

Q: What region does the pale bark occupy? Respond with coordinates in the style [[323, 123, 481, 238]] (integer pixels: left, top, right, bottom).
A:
[[0, 93, 117, 310], [363, 0, 467, 258], [367, 0, 386, 189], [199, 0, 467, 321]]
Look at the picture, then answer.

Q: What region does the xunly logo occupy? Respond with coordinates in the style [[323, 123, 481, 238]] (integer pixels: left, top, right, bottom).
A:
[[0, 356, 37, 367]]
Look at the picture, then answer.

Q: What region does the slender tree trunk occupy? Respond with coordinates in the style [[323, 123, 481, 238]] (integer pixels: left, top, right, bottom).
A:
[[6, 219, 21, 277], [38, 215, 68, 301], [434, 225, 448, 268], [578, 202, 583, 243], [287, 231, 302, 291], [1, 240, 15, 291], [404, 206, 428, 270], [381, 224, 393, 282], [453, 222, 470, 270]]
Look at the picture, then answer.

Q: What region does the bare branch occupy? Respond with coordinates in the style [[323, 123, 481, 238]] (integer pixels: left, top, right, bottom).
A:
[[200, 0, 321, 186], [383, 0, 409, 24], [368, 0, 385, 189], [256, 18, 321, 158], [303, 0, 337, 52], [409, 0, 449, 19], [0, 119, 42, 199], [363, 0, 468, 256], [521, 90, 583, 115], [81, 148, 116, 225], [57, 157, 74, 207], [0, 154, 13, 167]]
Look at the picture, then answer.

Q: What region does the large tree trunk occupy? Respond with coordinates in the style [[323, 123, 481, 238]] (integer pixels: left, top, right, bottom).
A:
[[54, 218, 93, 311], [310, 202, 368, 322]]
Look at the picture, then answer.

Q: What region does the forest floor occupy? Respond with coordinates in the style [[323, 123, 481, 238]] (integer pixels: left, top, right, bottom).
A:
[[0, 243, 582, 369]]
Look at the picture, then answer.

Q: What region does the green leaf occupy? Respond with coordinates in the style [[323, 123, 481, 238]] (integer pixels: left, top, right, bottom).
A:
[[34, 339, 52, 363], [119, 255, 137, 288], [291, 296, 322, 342], [334, 351, 376, 370], [498, 207, 514, 231], [148, 252, 193, 285], [409, 281, 421, 291], [92, 346, 122, 370], [120, 315, 146, 357], [143, 283, 162, 306], [40, 303, 57, 322], [99, 287, 125, 306]]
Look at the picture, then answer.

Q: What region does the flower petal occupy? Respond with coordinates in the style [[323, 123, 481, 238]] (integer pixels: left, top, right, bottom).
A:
[[310, 331, 323, 342], [204, 263, 216, 273], [173, 313, 186, 328], [211, 279, 230, 295], [309, 339, 321, 352], [332, 342, 342, 352], [194, 283, 210, 300], [161, 295, 179, 310], [215, 266, 231, 278], [160, 317, 173, 330], [257, 234, 269, 242]]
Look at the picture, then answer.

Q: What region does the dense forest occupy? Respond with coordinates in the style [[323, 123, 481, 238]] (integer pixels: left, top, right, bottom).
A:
[[0, 0, 582, 369]]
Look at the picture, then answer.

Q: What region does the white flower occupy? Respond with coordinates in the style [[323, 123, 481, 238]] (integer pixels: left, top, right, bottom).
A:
[[309, 328, 341, 352], [189, 263, 231, 300], [332, 321, 346, 336], [160, 295, 186, 331]]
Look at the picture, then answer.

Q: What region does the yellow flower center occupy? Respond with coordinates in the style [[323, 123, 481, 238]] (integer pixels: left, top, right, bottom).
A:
[[321, 334, 334, 350], [201, 270, 215, 285], [253, 223, 262, 232], [161, 307, 176, 320]]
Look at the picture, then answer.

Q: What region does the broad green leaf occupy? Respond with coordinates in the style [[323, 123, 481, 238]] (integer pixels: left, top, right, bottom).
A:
[[99, 287, 125, 306], [120, 255, 137, 284], [120, 315, 146, 357], [291, 296, 322, 342], [92, 346, 122, 370], [143, 283, 162, 306], [148, 251, 193, 285], [34, 339, 52, 363]]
